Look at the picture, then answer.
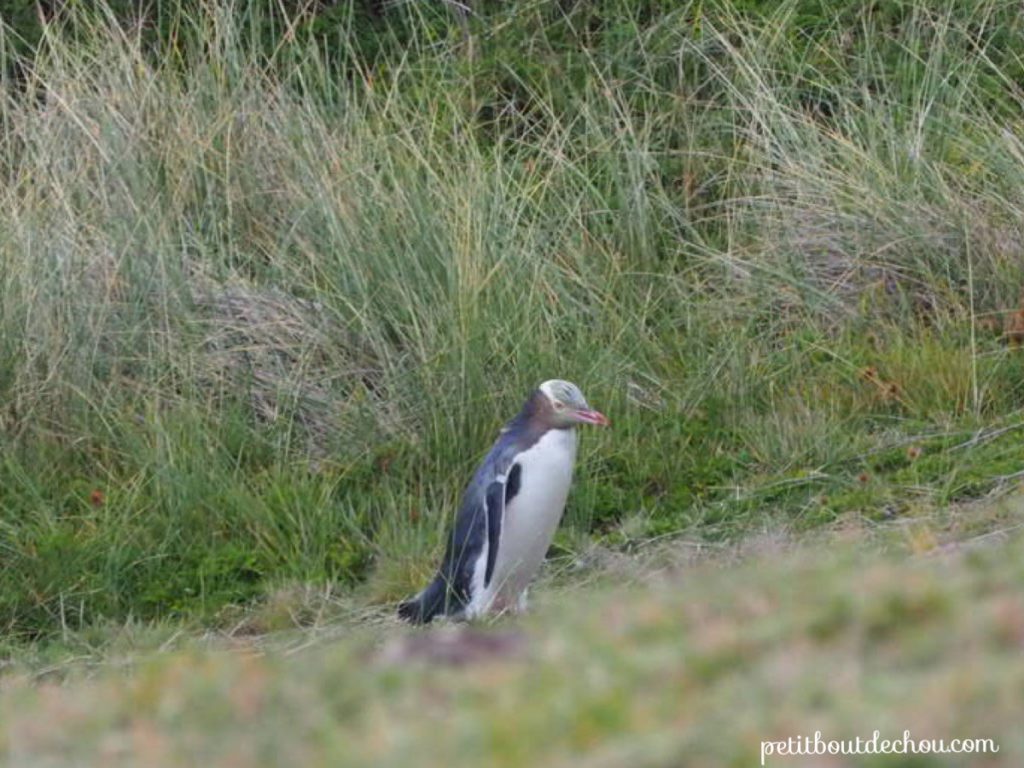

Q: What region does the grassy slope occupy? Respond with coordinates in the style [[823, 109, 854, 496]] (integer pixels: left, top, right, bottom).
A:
[[2, 3, 1023, 763], [2, 495, 1023, 767]]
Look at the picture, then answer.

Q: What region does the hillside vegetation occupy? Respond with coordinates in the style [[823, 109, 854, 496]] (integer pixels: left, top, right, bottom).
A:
[[2, 508, 1023, 766], [1, 0, 1024, 643]]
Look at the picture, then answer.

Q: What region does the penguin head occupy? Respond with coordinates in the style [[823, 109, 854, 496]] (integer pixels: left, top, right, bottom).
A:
[[539, 379, 610, 428]]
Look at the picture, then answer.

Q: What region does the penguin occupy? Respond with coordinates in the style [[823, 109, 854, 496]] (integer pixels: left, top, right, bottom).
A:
[[398, 380, 609, 624]]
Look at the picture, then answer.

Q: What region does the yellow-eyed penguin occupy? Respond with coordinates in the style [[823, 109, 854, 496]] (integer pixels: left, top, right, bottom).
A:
[[398, 380, 609, 623]]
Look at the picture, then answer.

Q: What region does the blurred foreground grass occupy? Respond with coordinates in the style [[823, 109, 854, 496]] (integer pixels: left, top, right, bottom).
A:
[[2, 493, 1022, 767]]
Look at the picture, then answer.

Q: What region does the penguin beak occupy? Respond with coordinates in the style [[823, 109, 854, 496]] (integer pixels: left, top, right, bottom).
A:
[[572, 408, 610, 427]]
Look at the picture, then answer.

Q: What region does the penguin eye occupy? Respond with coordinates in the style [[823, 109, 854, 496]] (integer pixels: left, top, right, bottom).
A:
[[553, 401, 566, 411]]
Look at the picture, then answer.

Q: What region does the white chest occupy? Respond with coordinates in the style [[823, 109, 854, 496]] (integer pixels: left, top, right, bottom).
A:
[[482, 428, 578, 610]]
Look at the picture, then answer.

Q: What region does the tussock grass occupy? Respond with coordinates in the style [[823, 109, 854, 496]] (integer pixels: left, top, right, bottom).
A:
[[1, 0, 1024, 639]]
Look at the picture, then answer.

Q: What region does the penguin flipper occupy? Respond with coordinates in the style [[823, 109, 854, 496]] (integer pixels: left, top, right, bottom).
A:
[[483, 462, 521, 588]]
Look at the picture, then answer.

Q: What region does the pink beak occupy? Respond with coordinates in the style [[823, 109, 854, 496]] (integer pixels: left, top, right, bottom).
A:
[[573, 408, 610, 427]]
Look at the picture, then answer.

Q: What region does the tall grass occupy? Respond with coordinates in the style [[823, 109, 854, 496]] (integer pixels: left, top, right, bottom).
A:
[[1, 0, 1024, 640]]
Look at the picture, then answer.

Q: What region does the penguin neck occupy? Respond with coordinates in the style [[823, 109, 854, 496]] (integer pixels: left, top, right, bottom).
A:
[[506, 389, 573, 438]]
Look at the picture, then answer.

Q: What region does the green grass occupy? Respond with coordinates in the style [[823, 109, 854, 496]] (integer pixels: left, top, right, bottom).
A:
[[2, 4, 1022, 762], [2, 0, 1024, 643], [2, 498, 1023, 767]]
